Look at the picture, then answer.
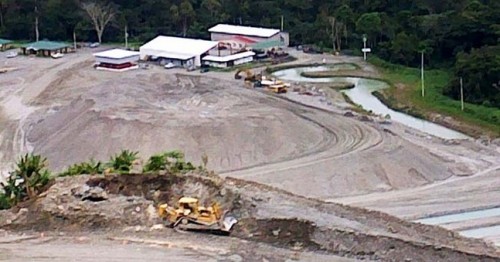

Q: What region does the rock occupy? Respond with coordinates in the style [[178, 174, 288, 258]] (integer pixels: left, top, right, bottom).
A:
[[146, 205, 158, 221], [226, 254, 243, 262], [71, 185, 90, 197], [358, 115, 372, 122], [82, 187, 108, 202], [149, 224, 164, 231], [135, 206, 141, 213], [272, 228, 281, 236], [344, 111, 355, 117], [291, 242, 303, 251]]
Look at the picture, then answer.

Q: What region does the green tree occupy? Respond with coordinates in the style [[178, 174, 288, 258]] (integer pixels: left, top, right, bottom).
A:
[[179, 0, 195, 37], [445, 45, 500, 108], [356, 12, 382, 47]]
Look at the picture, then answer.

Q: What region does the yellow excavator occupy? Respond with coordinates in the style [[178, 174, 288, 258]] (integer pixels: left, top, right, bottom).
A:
[[234, 69, 261, 82], [158, 197, 238, 235]]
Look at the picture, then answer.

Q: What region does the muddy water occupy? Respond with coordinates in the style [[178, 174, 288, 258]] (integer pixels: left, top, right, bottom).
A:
[[272, 66, 469, 140]]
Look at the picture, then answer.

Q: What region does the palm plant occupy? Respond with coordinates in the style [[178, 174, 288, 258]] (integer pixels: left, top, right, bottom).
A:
[[106, 150, 139, 174], [0, 154, 52, 209], [14, 154, 51, 199]]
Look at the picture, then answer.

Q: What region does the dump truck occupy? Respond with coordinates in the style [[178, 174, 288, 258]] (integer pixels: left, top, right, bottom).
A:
[[158, 197, 238, 235], [256, 77, 290, 94]]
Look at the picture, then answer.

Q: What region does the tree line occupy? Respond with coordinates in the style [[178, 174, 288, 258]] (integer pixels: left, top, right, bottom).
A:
[[0, 0, 498, 107]]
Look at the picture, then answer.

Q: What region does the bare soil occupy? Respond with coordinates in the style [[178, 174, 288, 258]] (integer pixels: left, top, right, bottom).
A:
[[1, 47, 500, 259], [1, 173, 499, 261]]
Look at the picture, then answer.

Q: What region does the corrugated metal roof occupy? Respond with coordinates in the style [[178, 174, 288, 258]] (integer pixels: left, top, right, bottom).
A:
[[0, 38, 13, 45], [22, 40, 70, 51], [203, 51, 255, 62], [140, 36, 218, 57], [209, 24, 280, 38], [93, 49, 140, 59]]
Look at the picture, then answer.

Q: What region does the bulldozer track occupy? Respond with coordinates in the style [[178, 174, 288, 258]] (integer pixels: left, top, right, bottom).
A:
[[220, 88, 383, 177]]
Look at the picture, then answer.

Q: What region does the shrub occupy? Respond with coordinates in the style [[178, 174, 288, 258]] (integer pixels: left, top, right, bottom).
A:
[[106, 150, 139, 174], [0, 153, 52, 209], [143, 150, 195, 174], [59, 159, 103, 177]]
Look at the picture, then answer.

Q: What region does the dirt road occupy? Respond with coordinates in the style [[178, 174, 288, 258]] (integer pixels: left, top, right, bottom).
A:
[[0, 231, 353, 262]]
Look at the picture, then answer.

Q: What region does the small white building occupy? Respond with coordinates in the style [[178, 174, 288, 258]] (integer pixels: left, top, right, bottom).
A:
[[140, 36, 218, 67], [202, 51, 255, 68], [208, 24, 288, 49], [93, 49, 140, 71]]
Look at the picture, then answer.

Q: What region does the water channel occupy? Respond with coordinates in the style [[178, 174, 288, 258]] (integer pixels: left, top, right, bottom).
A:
[[271, 65, 469, 140]]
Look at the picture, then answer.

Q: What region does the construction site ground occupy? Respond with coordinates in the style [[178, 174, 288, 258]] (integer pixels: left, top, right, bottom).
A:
[[0, 47, 499, 261]]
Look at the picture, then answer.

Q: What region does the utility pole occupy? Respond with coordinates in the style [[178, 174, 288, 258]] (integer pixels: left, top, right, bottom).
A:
[[421, 51, 425, 97], [73, 29, 77, 50], [280, 15, 284, 31], [460, 77, 464, 111], [124, 25, 129, 49], [34, 2, 39, 42]]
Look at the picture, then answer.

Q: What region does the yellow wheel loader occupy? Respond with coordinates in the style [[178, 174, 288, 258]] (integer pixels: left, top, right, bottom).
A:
[[158, 197, 238, 235]]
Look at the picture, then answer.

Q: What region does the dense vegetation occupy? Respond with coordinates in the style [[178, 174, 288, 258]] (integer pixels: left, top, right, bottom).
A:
[[0, 150, 202, 209], [0, 0, 498, 106]]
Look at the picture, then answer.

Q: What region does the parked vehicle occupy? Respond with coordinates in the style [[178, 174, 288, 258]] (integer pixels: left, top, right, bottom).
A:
[[89, 42, 100, 48], [200, 67, 209, 73], [164, 62, 176, 69], [6, 52, 18, 58], [51, 52, 64, 59], [303, 45, 323, 54]]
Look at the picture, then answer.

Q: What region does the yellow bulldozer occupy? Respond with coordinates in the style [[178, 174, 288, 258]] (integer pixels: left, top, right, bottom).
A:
[[158, 197, 238, 234]]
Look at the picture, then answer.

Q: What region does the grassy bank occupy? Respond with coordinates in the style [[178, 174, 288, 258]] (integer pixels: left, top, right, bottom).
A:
[[369, 57, 500, 137]]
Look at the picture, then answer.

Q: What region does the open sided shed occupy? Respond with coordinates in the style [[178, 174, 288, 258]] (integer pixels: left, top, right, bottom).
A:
[[21, 41, 70, 56], [0, 38, 13, 51], [203, 51, 255, 68], [93, 49, 140, 71], [140, 36, 218, 67]]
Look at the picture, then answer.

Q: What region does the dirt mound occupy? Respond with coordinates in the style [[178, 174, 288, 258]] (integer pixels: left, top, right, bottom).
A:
[[1, 173, 498, 261]]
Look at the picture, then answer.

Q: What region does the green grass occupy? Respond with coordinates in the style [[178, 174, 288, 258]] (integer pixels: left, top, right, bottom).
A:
[[369, 57, 500, 137]]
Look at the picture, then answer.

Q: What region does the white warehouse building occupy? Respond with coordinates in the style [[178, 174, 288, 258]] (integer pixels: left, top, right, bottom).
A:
[[209, 24, 288, 50], [139, 36, 218, 67]]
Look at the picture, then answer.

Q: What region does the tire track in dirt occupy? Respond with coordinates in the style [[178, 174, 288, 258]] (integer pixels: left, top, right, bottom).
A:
[[220, 90, 384, 178]]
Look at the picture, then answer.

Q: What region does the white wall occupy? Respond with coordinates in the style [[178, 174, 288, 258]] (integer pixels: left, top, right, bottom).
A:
[[95, 56, 139, 65]]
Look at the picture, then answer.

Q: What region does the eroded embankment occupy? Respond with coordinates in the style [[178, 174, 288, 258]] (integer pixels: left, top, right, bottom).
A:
[[0, 173, 498, 261]]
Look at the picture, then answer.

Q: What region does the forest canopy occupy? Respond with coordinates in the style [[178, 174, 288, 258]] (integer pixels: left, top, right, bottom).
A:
[[0, 0, 498, 107]]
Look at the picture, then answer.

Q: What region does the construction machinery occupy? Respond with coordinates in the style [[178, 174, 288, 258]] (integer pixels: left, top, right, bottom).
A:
[[234, 69, 261, 82], [256, 76, 290, 94], [158, 197, 238, 235]]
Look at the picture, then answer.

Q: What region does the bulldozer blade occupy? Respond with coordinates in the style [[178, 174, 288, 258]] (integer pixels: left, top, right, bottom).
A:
[[222, 216, 238, 231]]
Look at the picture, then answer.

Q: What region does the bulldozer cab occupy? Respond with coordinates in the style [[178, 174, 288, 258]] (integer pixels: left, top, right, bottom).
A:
[[178, 197, 199, 214]]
